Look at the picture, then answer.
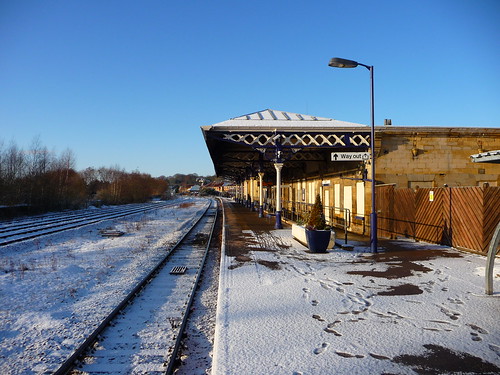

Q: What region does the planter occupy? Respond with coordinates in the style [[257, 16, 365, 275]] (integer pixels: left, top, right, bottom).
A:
[[292, 224, 308, 247], [292, 224, 336, 251], [305, 229, 331, 253]]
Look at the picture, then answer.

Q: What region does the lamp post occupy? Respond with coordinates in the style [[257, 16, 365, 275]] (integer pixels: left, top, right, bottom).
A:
[[328, 57, 377, 253]]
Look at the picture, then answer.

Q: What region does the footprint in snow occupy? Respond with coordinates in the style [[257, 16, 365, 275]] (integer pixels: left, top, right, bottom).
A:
[[327, 320, 342, 327], [312, 314, 325, 322], [313, 342, 330, 355], [439, 306, 461, 321], [324, 327, 342, 336], [467, 323, 488, 342], [369, 353, 391, 360], [489, 344, 500, 357], [320, 281, 333, 290], [470, 332, 482, 341], [438, 275, 449, 282], [311, 300, 319, 306], [447, 297, 464, 305], [324, 320, 342, 335], [302, 287, 310, 300], [467, 323, 488, 334], [335, 351, 364, 358]]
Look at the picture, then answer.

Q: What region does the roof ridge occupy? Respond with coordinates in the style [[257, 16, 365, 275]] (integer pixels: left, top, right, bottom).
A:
[[231, 109, 334, 121]]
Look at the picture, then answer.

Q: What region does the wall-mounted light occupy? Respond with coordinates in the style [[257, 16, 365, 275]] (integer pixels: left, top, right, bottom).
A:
[[411, 134, 419, 158], [477, 140, 484, 154]]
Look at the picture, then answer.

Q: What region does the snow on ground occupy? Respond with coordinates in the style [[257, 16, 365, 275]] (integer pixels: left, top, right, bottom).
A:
[[213, 227, 500, 375], [0, 197, 209, 374], [2, 196, 499, 375]]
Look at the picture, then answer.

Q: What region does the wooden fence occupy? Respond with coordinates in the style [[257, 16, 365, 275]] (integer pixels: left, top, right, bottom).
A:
[[376, 185, 500, 254]]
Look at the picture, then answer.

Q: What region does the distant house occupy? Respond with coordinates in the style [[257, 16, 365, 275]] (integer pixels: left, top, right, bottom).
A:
[[188, 185, 201, 194]]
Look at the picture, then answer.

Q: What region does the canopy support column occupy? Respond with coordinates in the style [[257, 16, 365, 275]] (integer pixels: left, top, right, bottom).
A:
[[274, 162, 283, 229], [250, 176, 255, 211], [258, 172, 264, 218]]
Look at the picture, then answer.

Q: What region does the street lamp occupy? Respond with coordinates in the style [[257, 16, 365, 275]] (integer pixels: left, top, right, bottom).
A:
[[328, 57, 377, 253]]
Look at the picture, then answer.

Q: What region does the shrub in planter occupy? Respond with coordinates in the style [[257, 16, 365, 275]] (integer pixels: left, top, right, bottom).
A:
[[305, 194, 331, 253]]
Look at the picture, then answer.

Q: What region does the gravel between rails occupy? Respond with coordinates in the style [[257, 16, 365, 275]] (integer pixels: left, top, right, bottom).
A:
[[175, 204, 222, 375]]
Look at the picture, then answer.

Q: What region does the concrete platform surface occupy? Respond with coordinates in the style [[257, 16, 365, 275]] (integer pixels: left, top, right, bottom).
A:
[[212, 199, 500, 375]]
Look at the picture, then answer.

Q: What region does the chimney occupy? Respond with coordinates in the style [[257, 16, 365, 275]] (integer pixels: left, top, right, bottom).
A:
[[384, 119, 392, 126]]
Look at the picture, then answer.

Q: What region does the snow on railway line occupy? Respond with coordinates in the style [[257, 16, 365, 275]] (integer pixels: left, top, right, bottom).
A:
[[0, 202, 174, 246], [0, 197, 209, 374]]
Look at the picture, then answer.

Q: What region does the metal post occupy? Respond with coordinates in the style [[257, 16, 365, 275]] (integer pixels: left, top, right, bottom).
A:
[[242, 180, 246, 206], [369, 65, 378, 253], [250, 176, 255, 211], [274, 162, 283, 229], [485, 221, 500, 295], [258, 172, 264, 218]]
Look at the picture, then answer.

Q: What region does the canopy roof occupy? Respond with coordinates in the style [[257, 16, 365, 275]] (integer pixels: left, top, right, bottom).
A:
[[470, 150, 500, 164], [203, 108, 366, 131], [201, 109, 371, 181]]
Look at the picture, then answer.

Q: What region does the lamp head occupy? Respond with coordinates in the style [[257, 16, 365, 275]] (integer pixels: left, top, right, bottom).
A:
[[328, 57, 359, 68]]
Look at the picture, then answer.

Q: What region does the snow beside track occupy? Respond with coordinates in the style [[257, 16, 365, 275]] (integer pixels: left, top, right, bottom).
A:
[[0, 197, 209, 374]]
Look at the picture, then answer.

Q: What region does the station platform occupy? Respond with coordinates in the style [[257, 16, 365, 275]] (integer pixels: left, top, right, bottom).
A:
[[212, 199, 500, 375]]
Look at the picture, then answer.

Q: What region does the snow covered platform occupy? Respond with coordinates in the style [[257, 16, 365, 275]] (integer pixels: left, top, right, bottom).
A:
[[213, 200, 500, 375]]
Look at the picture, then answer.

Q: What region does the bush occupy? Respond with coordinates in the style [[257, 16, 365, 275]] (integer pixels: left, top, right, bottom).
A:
[[200, 187, 218, 196], [306, 194, 328, 230]]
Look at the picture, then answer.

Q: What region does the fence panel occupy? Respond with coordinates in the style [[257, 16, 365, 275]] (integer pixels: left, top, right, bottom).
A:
[[415, 188, 447, 244], [483, 186, 500, 252], [376, 185, 500, 254], [376, 185, 395, 239], [394, 188, 416, 239], [448, 187, 484, 252]]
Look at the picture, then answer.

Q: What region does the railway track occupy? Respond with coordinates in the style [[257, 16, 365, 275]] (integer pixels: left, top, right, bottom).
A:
[[52, 198, 218, 374], [0, 202, 176, 246], [0, 204, 152, 232]]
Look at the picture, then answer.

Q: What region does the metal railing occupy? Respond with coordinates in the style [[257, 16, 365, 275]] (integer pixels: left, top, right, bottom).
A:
[[260, 198, 352, 245]]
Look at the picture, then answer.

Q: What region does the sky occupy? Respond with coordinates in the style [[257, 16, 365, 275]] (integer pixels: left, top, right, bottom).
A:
[[1, 0, 499, 177]]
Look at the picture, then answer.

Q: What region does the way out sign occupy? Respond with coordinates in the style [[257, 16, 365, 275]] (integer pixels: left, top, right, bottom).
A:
[[331, 152, 370, 161]]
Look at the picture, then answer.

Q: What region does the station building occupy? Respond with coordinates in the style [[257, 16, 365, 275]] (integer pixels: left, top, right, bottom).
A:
[[201, 109, 500, 253]]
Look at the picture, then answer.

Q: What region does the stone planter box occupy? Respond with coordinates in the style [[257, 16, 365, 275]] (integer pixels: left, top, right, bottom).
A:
[[292, 224, 335, 250]]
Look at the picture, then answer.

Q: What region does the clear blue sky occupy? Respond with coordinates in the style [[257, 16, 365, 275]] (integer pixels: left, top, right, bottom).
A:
[[1, 0, 499, 177]]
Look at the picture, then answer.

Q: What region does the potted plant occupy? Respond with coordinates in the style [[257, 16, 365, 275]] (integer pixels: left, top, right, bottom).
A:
[[305, 194, 331, 253]]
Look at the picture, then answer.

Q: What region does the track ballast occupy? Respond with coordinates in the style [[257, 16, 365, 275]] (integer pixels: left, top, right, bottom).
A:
[[51, 199, 218, 374]]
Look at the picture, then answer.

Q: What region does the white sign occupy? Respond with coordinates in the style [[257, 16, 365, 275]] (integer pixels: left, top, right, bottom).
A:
[[331, 152, 370, 161]]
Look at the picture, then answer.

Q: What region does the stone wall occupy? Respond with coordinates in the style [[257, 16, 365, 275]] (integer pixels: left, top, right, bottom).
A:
[[376, 127, 500, 188]]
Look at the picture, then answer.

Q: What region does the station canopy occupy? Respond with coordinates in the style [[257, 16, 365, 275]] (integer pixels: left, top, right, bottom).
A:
[[201, 109, 371, 183], [470, 150, 500, 164]]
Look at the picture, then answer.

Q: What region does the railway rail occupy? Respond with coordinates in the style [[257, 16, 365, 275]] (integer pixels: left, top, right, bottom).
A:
[[0, 204, 156, 232], [52, 198, 218, 374], [0, 202, 176, 246]]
